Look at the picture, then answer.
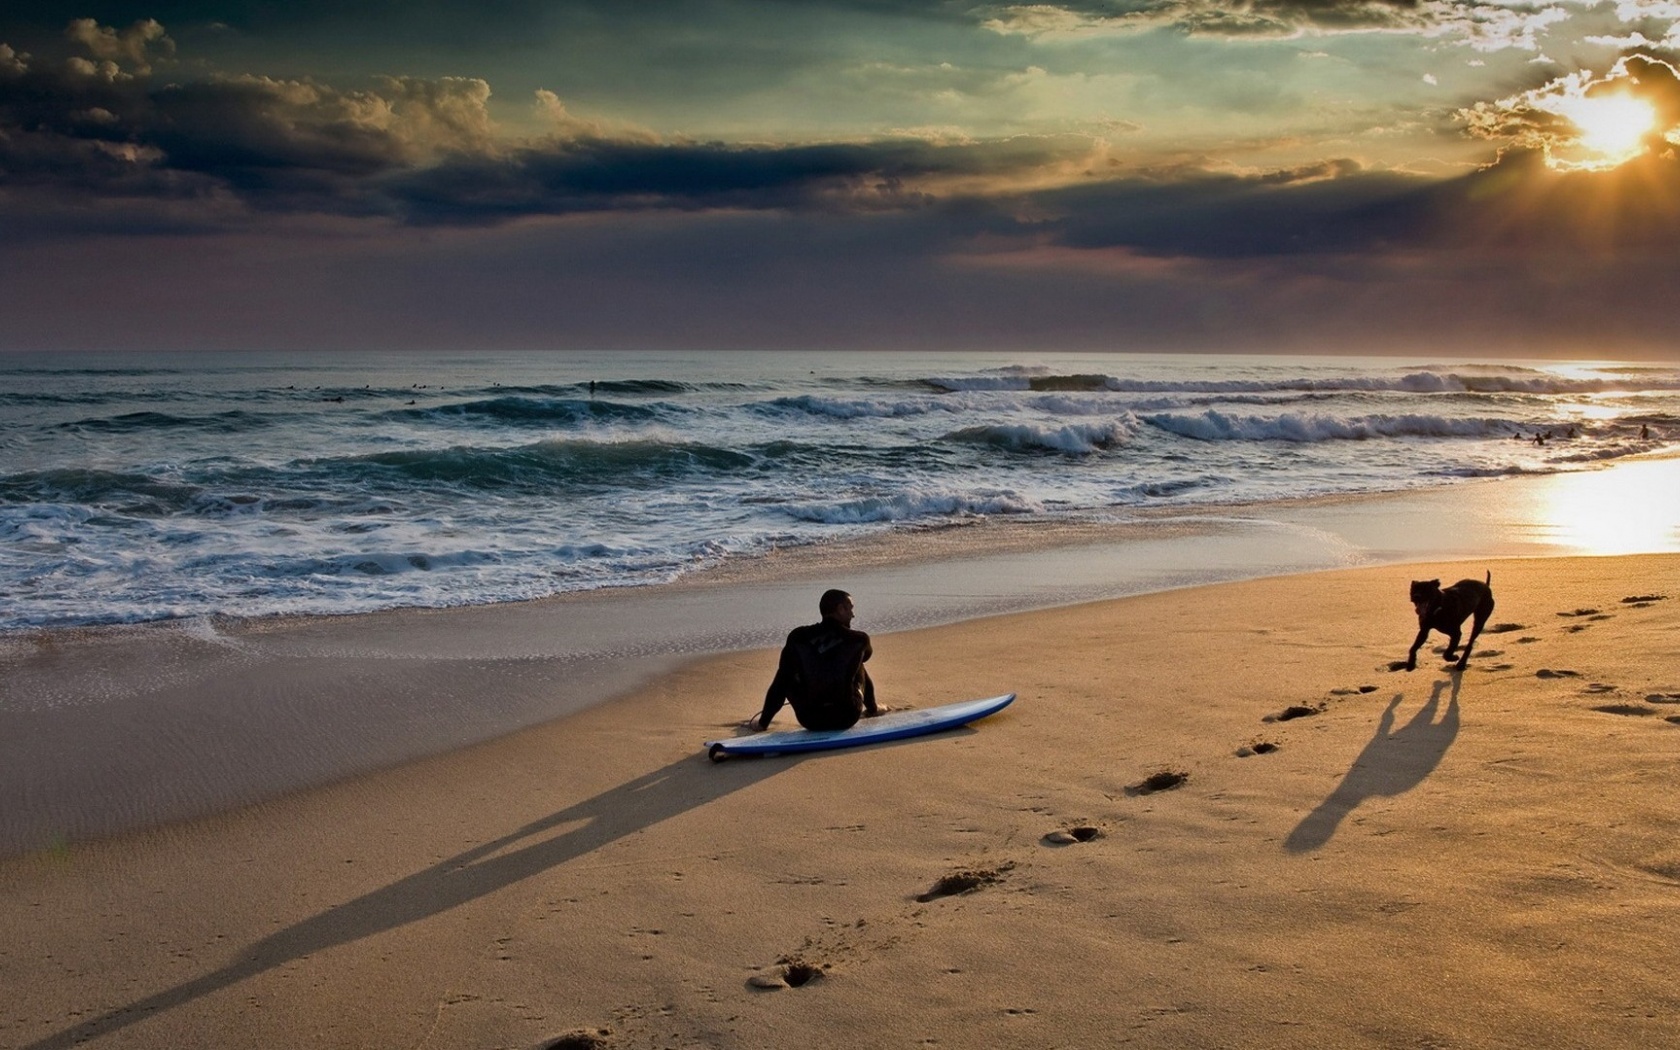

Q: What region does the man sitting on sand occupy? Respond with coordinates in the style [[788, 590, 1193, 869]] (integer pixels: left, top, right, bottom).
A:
[[749, 589, 880, 732]]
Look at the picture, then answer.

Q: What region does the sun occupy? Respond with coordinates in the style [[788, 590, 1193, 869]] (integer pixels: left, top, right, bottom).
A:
[[1553, 92, 1657, 169]]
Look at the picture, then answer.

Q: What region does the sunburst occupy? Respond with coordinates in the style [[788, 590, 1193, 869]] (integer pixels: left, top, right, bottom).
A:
[[1556, 93, 1657, 169]]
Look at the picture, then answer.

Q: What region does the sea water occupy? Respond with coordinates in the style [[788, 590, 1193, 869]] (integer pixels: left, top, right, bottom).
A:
[[3, 349, 1676, 631]]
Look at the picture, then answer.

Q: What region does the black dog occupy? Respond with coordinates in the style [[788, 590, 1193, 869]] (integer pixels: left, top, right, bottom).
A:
[[1406, 572, 1495, 671]]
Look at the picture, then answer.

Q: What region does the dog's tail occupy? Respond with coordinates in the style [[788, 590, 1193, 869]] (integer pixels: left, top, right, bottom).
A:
[[1485, 571, 1492, 585]]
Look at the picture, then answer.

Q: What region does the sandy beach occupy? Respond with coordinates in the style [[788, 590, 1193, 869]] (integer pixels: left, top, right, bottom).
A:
[[5, 550, 1679, 1049]]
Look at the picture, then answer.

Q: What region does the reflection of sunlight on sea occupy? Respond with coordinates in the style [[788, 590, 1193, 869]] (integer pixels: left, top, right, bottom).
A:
[[1530, 458, 1680, 555]]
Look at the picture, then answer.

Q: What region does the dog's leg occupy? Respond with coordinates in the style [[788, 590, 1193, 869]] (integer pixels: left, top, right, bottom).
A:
[[1406, 625, 1431, 671], [1458, 600, 1495, 669], [1441, 625, 1462, 664]]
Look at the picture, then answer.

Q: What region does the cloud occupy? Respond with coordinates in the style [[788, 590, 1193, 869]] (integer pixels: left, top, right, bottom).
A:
[[0, 42, 27, 75], [381, 135, 1081, 225], [64, 17, 173, 75], [985, 138, 1680, 277], [9, 12, 1680, 273], [983, 1, 1454, 39], [0, 18, 1091, 227], [1460, 52, 1680, 168], [1443, 1, 1574, 53], [977, 0, 1603, 51]]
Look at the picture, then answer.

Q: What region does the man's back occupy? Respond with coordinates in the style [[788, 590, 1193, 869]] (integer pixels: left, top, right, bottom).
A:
[[755, 589, 879, 733], [785, 620, 871, 708]]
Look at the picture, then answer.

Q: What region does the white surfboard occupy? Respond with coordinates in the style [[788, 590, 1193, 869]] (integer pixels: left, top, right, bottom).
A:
[[705, 693, 1015, 761]]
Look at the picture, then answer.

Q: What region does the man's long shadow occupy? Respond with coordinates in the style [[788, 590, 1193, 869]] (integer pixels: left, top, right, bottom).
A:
[[1284, 676, 1460, 853], [27, 750, 785, 1050]]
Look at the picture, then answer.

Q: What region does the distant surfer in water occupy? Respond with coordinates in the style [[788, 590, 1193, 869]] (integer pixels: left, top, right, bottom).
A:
[[750, 589, 880, 732]]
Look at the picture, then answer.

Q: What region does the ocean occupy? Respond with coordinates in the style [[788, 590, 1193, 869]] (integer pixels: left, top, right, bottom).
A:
[[3, 350, 1676, 631]]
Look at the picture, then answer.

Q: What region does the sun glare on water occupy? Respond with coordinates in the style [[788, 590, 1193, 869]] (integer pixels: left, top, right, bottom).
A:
[[1531, 461, 1680, 555]]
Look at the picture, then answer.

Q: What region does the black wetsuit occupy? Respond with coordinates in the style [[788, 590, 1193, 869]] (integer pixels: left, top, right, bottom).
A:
[[759, 617, 878, 731]]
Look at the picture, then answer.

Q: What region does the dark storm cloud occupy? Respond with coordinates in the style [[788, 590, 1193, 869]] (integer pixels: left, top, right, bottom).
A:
[[383, 136, 1070, 224], [0, 19, 1074, 224], [1023, 159, 1432, 260], [0, 45, 465, 216], [1012, 144, 1680, 269]]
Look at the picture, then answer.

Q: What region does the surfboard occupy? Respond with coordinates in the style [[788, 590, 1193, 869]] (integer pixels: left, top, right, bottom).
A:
[[706, 693, 1015, 761]]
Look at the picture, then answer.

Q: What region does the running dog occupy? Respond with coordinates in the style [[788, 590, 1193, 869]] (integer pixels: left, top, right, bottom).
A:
[[1405, 572, 1495, 671]]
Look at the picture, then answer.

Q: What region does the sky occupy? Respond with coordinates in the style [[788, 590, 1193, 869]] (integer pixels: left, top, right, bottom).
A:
[[4, 2, 1680, 357]]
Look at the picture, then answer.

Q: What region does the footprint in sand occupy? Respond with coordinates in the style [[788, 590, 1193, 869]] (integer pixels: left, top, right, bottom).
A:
[[1557, 608, 1601, 618], [1645, 693, 1680, 705], [1264, 704, 1322, 722], [1485, 622, 1527, 634], [749, 958, 828, 989], [1043, 826, 1102, 845], [1482, 663, 1515, 672], [1516, 636, 1540, 644], [539, 1028, 614, 1050], [1537, 668, 1582, 679], [917, 864, 1013, 902], [1622, 594, 1668, 605], [1126, 770, 1189, 795], [1329, 685, 1380, 696], [1235, 741, 1280, 757], [1582, 683, 1618, 694], [1593, 703, 1659, 717]]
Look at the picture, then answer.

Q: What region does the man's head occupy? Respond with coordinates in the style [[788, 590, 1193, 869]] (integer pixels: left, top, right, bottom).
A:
[[819, 588, 855, 627]]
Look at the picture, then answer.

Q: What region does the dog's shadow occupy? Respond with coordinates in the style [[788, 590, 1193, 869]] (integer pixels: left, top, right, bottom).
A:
[[1284, 676, 1460, 853]]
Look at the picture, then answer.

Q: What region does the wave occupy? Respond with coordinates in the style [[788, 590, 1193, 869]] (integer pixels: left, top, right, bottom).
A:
[[1113, 475, 1226, 500], [784, 487, 1040, 524], [325, 437, 758, 490], [0, 468, 202, 511], [54, 409, 278, 435], [590, 378, 697, 395], [760, 394, 959, 420], [399, 395, 666, 426], [1546, 444, 1657, 465], [1427, 464, 1558, 478], [925, 368, 1680, 397], [1140, 410, 1517, 442], [945, 420, 1132, 454], [925, 370, 1109, 392]]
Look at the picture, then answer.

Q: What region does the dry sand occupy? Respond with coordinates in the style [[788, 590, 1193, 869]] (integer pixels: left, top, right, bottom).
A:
[[4, 555, 1680, 1049]]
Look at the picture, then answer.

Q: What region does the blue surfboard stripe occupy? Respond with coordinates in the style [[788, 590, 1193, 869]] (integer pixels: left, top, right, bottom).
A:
[[706, 693, 1015, 758]]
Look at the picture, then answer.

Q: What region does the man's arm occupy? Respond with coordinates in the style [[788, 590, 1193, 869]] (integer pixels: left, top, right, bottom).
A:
[[754, 640, 798, 729]]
